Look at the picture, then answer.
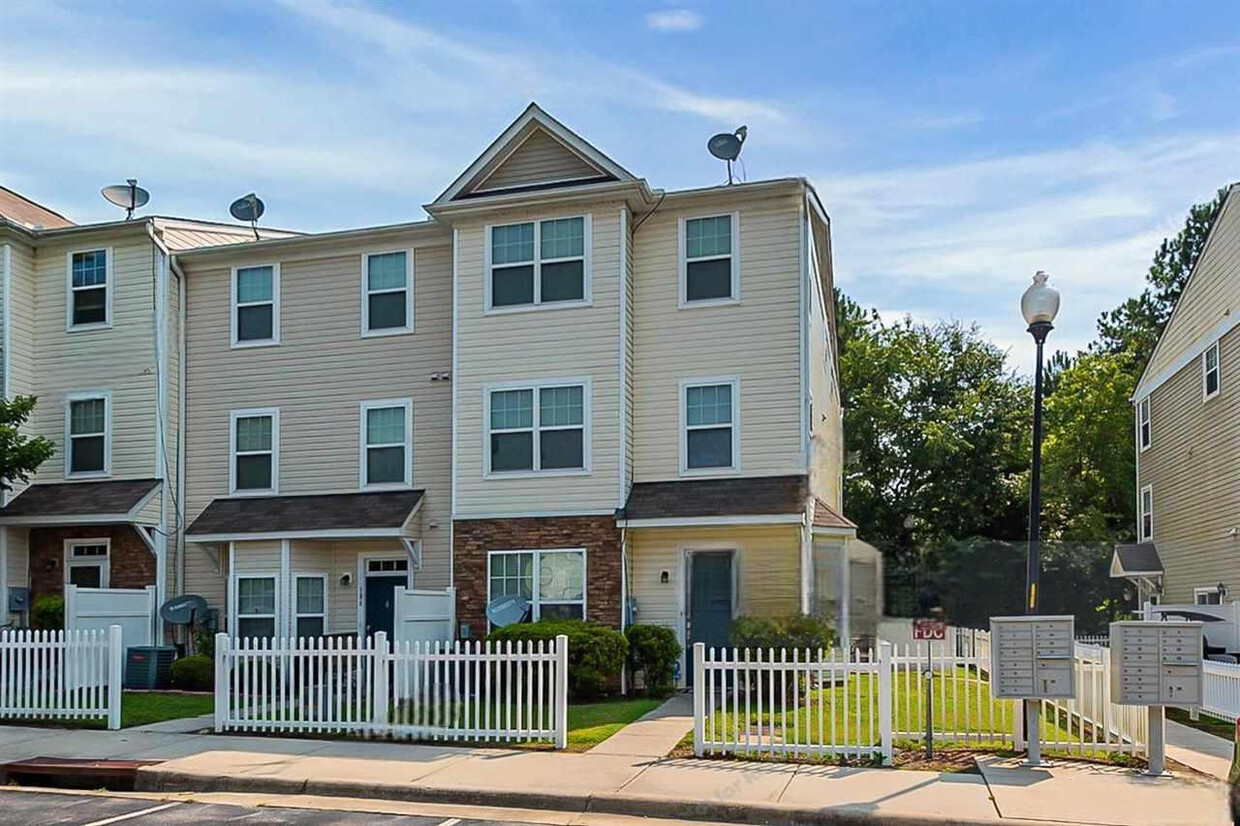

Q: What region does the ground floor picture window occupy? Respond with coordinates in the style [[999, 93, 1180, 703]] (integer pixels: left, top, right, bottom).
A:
[[237, 576, 277, 639], [487, 549, 585, 624], [295, 575, 327, 637], [65, 541, 109, 588]]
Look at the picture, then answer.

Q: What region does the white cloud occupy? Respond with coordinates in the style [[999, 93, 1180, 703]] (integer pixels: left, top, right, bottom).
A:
[[645, 9, 703, 33]]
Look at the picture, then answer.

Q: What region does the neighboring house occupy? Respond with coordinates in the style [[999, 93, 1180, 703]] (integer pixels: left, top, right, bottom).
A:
[[0, 196, 296, 630], [1114, 182, 1240, 607]]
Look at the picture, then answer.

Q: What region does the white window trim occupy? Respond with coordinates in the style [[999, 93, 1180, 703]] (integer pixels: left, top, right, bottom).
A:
[[229, 407, 280, 496], [486, 548, 588, 627], [65, 247, 113, 332], [64, 390, 112, 479], [1138, 396, 1151, 451], [293, 572, 329, 638], [1194, 586, 1223, 605], [356, 551, 414, 634], [64, 538, 111, 589], [679, 376, 742, 477], [1139, 484, 1153, 542], [230, 263, 281, 348], [482, 377, 592, 478], [361, 250, 415, 337], [678, 212, 741, 309], [1203, 341, 1221, 401], [359, 398, 414, 491], [483, 215, 593, 314], [233, 573, 279, 639]]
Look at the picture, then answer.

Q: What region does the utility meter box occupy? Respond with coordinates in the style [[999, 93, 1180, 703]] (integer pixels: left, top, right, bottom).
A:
[[989, 615, 1076, 699], [1109, 621, 1203, 706]]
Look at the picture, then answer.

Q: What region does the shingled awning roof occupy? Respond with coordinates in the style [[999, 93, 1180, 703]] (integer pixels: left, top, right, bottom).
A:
[[812, 498, 857, 531], [0, 479, 161, 525], [185, 490, 424, 542], [1110, 542, 1164, 578], [618, 475, 809, 526]]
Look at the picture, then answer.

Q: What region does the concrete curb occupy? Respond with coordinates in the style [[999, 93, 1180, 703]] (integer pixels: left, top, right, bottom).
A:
[[136, 767, 1044, 826]]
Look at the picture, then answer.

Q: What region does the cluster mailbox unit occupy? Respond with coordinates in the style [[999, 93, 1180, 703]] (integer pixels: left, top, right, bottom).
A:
[[989, 615, 1076, 700]]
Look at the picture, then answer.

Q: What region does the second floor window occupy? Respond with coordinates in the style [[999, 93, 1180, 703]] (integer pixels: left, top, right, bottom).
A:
[[681, 214, 738, 306], [69, 249, 110, 329], [361, 400, 412, 488], [1139, 485, 1153, 542], [489, 217, 588, 310], [488, 383, 586, 474], [1138, 396, 1151, 450], [232, 409, 278, 494], [67, 395, 108, 476], [683, 380, 738, 473], [233, 265, 279, 346], [1203, 341, 1221, 400], [363, 251, 412, 335]]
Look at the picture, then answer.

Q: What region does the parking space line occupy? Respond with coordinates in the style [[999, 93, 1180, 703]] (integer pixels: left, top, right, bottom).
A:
[[82, 802, 182, 826], [436, 819, 462, 826]]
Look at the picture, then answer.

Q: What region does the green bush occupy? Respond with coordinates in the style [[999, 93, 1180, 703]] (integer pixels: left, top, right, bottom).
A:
[[193, 630, 215, 658], [729, 614, 835, 652], [488, 619, 627, 700], [625, 624, 681, 696], [170, 655, 214, 691], [30, 594, 64, 631]]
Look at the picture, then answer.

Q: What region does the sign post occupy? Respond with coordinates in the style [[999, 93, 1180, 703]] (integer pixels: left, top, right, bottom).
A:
[[913, 619, 947, 758]]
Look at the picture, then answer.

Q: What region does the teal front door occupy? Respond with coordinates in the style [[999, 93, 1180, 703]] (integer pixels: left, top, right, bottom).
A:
[[687, 551, 734, 685]]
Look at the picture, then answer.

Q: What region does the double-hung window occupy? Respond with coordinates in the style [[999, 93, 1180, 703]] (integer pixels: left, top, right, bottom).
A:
[[680, 214, 739, 306], [487, 382, 587, 474], [1138, 396, 1151, 450], [1139, 484, 1153, 542], [363, 251, 412, 335], [66, 394, 109, 477], [360, 399, 412, 489], [231, 409, 278, 494], [65, 540, 110, 589], [294, 575, 327, 638], [232, 264, 279, 346], [488, 549, 586, 624], [1195, 587, 1223, 606], [1203, 341, 1221, 400], [488, 217, 589, 310], [236, 576, 276, 639], [67, 248, 111, 329], [681, 379, 739, 473]]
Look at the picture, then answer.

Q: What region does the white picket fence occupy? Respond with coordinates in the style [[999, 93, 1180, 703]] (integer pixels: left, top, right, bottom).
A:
[[0, 626, 123, 729], [1201, 659, 1240, 722], [214, 632, 569, 747]]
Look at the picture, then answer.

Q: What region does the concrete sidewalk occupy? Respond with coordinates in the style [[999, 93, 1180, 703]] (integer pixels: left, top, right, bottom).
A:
[[0, 723, 1228, 825], [586, 693, 693, 757], [1167, 718, 1232, 780]]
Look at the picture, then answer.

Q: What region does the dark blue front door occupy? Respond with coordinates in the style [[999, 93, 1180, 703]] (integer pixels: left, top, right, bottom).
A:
[[364, 575, 405, 639], [687, 551, 733, 684]]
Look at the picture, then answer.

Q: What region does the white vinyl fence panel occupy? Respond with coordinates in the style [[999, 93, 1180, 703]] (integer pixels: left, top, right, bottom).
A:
[[214, 632, 568, 747], [392, 587, 455, 646], [1037, 642, 1145, 756], [1201, 660, 1240, 722], [65, 585, 157, 652], [0, 626, 123, 729]]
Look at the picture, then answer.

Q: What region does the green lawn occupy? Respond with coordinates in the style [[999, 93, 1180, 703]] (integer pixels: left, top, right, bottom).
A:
[[120, 691, 213, 728], [566, 697, 664, 751]]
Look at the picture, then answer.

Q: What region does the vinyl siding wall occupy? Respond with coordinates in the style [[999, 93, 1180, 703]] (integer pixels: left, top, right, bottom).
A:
[[181, 233, 454, 610], [632, 190, 804, 482], [476, 131, 602, 193], [454, 202, 624, 518], [5, 241, 38, 410], [1139, 324, 1240, 603], [807, 215, 843, 509]]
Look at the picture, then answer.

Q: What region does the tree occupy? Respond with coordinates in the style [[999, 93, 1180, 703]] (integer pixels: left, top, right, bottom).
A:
[[0, 396, 55, 492]]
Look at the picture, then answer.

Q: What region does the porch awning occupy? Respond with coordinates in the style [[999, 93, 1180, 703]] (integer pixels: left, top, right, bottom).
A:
[[811, 497, 857, 534], [617, 474, 812, 528], [185, 489, 424, 542], [1110, 542, 1164, 578], [0, 479, 161, 526]]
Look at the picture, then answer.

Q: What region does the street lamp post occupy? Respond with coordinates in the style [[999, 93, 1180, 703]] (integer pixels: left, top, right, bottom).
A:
[[1019, 270, 1060, 766]]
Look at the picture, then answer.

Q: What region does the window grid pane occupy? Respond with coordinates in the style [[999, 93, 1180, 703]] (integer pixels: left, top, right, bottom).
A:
[[236, 267, 273, 303], [490, 389, 534, 430], [70, 399, 105, 435], [539, 386, 583, 428], [236, 416, 272, 452], [367, 252, 407, 291], [491, 223, 535, 266], [72, 251, 107, 288], [686, 216, 732, 259], [366, 406, 405, 445], [540, 218, 584, 260], [686, 384, 732, 427], [238, 578, 276, 615], [296, 577, 325, 614]]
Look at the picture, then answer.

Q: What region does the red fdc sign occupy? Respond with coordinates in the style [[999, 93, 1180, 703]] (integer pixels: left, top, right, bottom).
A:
[[913, 619, 947, 641]]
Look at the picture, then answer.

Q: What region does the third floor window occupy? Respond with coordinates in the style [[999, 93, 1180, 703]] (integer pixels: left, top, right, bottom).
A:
[[232, 264, 280, 347], [680, 214, 739, 306], [68, 248, 110, 329], [488, 217, 589, 310], [363, 251, 413, 336]]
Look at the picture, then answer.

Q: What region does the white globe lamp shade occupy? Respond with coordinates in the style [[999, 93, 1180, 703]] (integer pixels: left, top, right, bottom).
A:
[[1021, 270, 1060, 326]]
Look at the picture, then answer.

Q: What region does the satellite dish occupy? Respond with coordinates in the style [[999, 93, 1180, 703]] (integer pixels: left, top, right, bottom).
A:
[[486, 595, 531, 628], [160, 594, 208, 626], [707, 125, 748, 184], [229, 193, 265, 239], [101, 179, 150, 220]]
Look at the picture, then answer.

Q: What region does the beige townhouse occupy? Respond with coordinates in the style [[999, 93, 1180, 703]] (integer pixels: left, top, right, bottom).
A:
[[0, 185, 294, 636], [1114, 182, 1240, 608]]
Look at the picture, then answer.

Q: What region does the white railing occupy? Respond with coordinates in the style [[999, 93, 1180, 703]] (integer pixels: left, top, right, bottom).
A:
[[692, 642, 894, 764], [1201, 659, 1240, 722], [214, 632, 569, 747], [1075, 635, 1109, 648], [1035, 642, 1145, 756], [0, 626, 123, 729]]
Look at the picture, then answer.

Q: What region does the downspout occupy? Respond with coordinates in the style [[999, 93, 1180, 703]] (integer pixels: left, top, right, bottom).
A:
[[1, 244, 10, 625], [146, 223, 170, 640], [171, 255, 188, 600]]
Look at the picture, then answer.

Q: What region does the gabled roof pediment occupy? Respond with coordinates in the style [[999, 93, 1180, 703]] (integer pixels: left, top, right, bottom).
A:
[[433, 103, 635, 205]]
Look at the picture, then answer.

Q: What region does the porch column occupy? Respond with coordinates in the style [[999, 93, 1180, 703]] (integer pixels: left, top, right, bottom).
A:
[[280, 539, 291, 638]]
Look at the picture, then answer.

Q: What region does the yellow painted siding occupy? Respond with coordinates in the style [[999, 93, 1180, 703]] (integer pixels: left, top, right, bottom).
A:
[[632, 191, 804, 482], [180, 235, 454, 606], [475, 130, 603, 193], [454, 203, 624, 517], [1139, 324, 1240, 602], [1144, 189, 1240, 381]]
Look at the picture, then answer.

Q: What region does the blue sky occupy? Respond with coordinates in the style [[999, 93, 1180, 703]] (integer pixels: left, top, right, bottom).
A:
[[2, 1, 1238, 363]]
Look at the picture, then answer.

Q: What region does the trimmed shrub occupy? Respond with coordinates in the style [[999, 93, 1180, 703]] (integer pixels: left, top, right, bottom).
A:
[[730, 614, 835, 652], [193, 630, 216, 659], [488, 619, 627, 700], [626, 624, 681, 696], [30, 594, 64, 631], [170, 654, 214, 691]]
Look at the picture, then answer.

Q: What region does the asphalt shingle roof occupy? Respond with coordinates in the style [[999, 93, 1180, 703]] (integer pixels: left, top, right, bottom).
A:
[[186, 490, 423, 537], [0, 479, 160, 518], [620, 475, 809, 521]]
